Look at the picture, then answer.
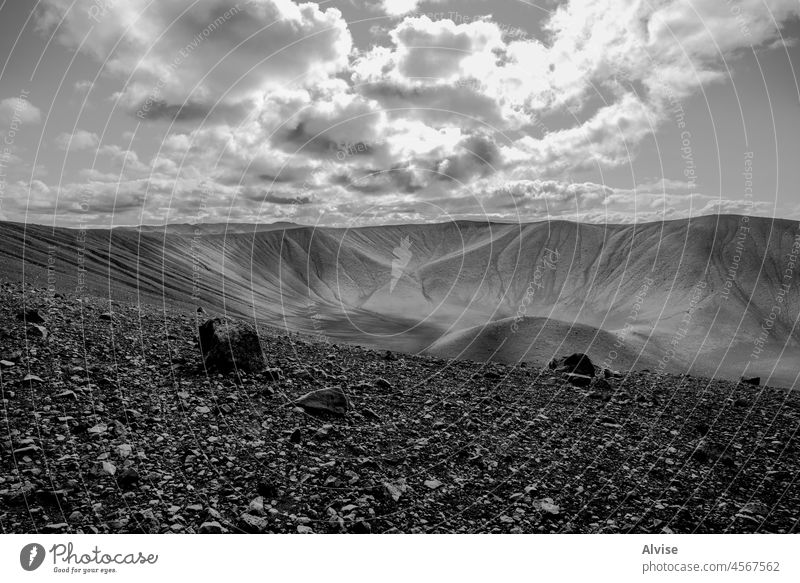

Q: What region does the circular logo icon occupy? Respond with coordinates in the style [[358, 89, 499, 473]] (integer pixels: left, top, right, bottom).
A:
[[20, 543, 46, 571]]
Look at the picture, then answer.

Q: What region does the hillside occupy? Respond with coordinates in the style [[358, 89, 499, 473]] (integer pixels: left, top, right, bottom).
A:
[[0, 283, 798, 534], [0, 215, 798, 387]]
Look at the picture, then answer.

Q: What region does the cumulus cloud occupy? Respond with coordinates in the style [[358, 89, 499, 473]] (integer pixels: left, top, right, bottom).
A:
[[55, 129, 100, 151], [21, 0, 800, 226], [37, 0, 353, 119], [0, 96, 41, 126]]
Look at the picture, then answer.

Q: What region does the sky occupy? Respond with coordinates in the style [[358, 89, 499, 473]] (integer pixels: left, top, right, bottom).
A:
[[0, 0, 799, 228]]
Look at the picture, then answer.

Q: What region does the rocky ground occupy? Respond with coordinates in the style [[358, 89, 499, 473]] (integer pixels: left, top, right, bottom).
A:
[[1, 280, 798, 534]]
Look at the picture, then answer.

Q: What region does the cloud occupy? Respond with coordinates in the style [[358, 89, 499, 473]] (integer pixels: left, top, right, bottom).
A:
[[55, 129, 100, 151], [37, 0, 353, 120], [0, 97, 41, 126], [23, 0, 800, 227], [73, 80, 94, 93], [374, 0, 450, 17]]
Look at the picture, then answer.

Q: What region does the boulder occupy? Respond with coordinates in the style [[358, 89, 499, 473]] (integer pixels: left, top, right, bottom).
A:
[[741, 376, 760, 386], [198, 318, 265, 373], [293, 387, 349, 416], [548, 353, 595, 377]]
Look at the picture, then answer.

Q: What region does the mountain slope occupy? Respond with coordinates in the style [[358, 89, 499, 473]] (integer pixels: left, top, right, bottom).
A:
[[1, 215, 797, 386]]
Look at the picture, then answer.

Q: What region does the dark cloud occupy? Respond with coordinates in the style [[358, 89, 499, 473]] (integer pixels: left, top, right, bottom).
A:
[[435, 133, 501, 182]]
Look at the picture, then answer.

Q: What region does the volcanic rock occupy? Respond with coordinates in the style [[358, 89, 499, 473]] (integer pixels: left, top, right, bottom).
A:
[[17, 309, 45, 324], [198, 318, 265, 373], [293, 387, 349, 416], [549, 353, 596, 377]]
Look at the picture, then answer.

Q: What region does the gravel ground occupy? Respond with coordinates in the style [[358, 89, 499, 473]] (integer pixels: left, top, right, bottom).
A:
[[1, 281, 798, 534]]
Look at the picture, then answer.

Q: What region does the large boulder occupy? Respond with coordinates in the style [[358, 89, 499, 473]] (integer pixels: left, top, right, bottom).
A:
[[198, 318, 265, 373], [548, 353, 595, 377], [293, 387, 349, 416]]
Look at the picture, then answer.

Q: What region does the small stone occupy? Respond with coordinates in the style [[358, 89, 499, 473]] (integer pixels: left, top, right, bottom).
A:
[[383, 479, 408, 502], [297, 525, 314, 534], [539, 498, 560, 515], [424, 479, 443, 490], [256, 481, 279, 499], [23, 374, 44, 383], [374, 378, 392, 389], [293, 387, 349, 416], [29, 325, 48, 339], [248, 496, 265, 515], [102, 461, 117, 475], [117, 468, 140, 488], [239, 513, 269, 533], [199, 521, 223, 534]]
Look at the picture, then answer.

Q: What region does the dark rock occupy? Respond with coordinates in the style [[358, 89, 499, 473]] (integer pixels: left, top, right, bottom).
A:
[[734, 397, 750, 408], [99, 312, 113, 321], [256, 481, 279, 499], [199, 521, 223, 534], [592, 378, 613, 392], [383, 351, 397, 361], [117, 468, 140, 489], [198, 318, 265, 373], [549, 353, 595, 377], [695, 422, 711, 437], [293, 387, 349, 416], [288, 428, 302, 444], [362, 408, 382, 421], [741, 376, 760, 386], [564, 373, 593, 387], [350, 520, 372, 534], [17, 309, 45, 324], [374, 378, 392, 389], [28, 324, 48, 339]]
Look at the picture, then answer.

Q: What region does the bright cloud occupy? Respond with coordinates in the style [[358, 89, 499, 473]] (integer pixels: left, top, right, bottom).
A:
[[14, 0, 800, 226]]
